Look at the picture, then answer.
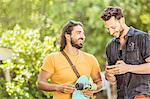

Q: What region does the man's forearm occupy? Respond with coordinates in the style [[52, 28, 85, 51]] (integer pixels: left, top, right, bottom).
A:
[[37, 81, 59, 92], [93, 81, 103, 93], [129, 63, 150, 74]]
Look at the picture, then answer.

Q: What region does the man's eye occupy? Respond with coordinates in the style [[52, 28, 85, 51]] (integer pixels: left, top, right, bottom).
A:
[[78, 32, 81, 34], [105, 28, 109, 32], [111, 26, 116, 29]]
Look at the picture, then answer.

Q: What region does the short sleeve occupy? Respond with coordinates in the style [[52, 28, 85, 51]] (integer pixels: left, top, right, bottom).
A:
[[90, 55, 101, 77], [142, 34, 150, 60], [106, 43, 114, 66], [41, 54, 54, 74]]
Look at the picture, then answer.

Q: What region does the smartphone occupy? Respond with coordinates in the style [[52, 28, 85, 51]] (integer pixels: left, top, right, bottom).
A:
[[106, 66, 116, 70]]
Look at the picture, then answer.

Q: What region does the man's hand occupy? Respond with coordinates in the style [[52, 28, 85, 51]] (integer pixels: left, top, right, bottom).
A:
[[105, 69, 116, 85], [81, 89, 94, 97], [105, 60, 129, 85], [56, 84, 75, 94], [106, 60, 131, 75]]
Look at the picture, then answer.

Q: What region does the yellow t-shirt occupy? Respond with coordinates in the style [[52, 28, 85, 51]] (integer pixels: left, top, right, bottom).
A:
[[41, 50, 100, 99]]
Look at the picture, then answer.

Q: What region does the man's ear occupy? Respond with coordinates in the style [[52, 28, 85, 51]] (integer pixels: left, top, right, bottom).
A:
[[119, 17, 125, 24], [65, 33, 70, 40]]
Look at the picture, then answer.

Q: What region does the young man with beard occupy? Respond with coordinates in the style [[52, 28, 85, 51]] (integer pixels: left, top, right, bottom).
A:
[[37, 20, 102, 99], [100, 7, 150, 99]]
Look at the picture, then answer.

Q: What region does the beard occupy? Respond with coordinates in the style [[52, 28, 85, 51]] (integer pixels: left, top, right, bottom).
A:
[[71, 38, 83, 49], [118, 28, 124, 38], [118, 24, 125, 38]]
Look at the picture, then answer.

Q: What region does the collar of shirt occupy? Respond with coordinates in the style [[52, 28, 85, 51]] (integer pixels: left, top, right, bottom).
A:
[[114, 26, 135, 43]]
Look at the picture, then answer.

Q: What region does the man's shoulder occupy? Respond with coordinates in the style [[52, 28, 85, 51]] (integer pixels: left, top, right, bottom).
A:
[[81, 51, 95, 58], [132, 27, 149, 37], [106, 38, 115, 48], [46, 51, 62, 58]]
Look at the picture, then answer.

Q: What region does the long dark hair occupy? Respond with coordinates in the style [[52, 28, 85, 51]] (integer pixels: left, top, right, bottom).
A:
[[60, 20, 83, 51]]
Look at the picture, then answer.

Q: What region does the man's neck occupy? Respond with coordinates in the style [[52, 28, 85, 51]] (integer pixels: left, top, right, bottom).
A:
[[120, 25, 130, 39], [119, 25, 130, 49], [64, 45, 79, 56]]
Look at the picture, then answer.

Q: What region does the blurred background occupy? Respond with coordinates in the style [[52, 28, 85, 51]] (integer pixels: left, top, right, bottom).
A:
[[0, 0, 149, 98]]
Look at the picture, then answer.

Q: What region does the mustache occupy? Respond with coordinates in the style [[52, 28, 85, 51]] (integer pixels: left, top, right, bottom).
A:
[[78, 38, 83, 40], [113, 31, 118, 34]]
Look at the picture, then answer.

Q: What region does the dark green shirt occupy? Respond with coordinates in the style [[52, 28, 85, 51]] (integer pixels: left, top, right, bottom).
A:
[[106, 27, 150, 99]]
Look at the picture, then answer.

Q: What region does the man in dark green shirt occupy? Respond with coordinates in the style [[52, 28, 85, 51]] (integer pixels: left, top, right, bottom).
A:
[[100, 6, 150, 99]]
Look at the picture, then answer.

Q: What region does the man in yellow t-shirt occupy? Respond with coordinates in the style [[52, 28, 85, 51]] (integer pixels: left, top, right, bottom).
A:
[[37, 20, 102, 99]]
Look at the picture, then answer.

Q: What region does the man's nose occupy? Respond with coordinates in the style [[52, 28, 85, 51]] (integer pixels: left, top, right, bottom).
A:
[[110, 31, 114, 35], [110, 32, 113, 35], [80, 33, 85, 39], [110, 29, 115, 35]]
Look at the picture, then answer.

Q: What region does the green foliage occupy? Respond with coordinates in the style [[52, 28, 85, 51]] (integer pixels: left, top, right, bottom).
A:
[[0, 25, 58, 98], [0, 0, 149, 98]]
